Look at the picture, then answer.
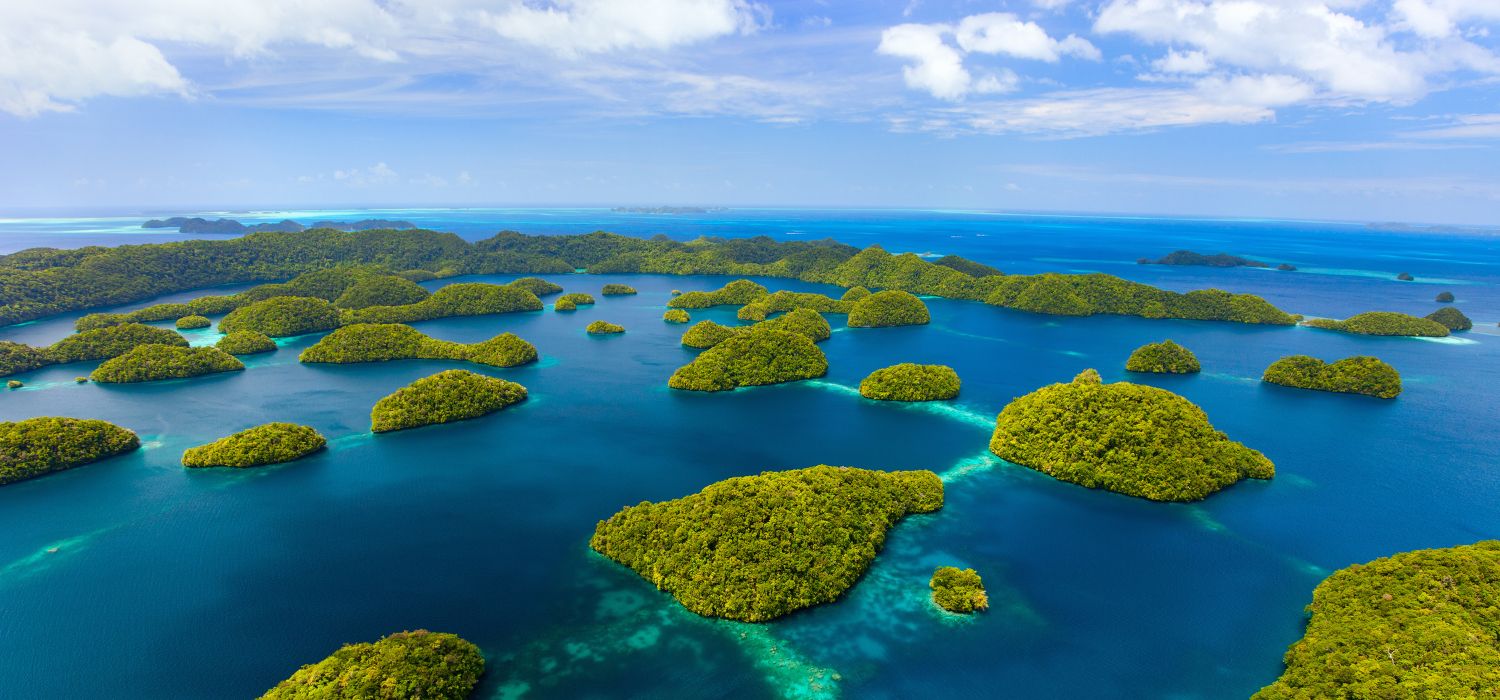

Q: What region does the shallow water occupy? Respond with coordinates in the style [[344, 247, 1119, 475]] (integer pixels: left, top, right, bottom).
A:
[[0, 210, 1496, 698]]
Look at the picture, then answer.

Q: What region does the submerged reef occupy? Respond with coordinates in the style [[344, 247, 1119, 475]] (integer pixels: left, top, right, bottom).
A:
[[859, 363, 961, 402], [0, 417, 140, 486], [1253, 540, 1500, 700], [370, 369, 528, 433], [989, 369, 1273, 501], [260, 630, 484, 700], [182, 423, 326, 469], [590, 465, 943, 622], [1125, 340, 1201, 374], [1262, 355, 1402, 399]]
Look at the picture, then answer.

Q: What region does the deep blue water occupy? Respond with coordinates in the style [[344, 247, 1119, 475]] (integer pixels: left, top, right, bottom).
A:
[[0, 209, 1496, 699]]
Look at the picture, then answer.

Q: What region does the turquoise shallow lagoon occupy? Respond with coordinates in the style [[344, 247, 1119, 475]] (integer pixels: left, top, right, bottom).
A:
[[0, 209, 1497, 698]]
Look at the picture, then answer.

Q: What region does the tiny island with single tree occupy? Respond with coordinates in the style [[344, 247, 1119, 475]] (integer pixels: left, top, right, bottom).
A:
[[1262, 355, 1402, 399], [0, 417, 141, 486], [1125, 340, 1201, 374], [859, 363, 961, 401], [371, 369, 528, 433], [182, 423, 327, 468], [930, 567, 988, 614], [590, 465, 943, 622], [989, 369, 1274, 501], [260, 629, 484, 700]]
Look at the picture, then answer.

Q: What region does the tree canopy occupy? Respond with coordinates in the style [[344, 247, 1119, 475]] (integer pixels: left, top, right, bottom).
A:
[[182, 423, 326, 468], [1262, 355, 1402, 399], [260, 630, 484, 700]]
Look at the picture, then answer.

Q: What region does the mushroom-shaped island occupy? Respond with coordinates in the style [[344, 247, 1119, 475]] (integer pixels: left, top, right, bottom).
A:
[[216, 330, 277, 355], [1425, 306, 1472, 331], [848, 290, 930, 328], [988, 369, 1273, 501], [1125, 340, 1200, 374], [859, 363, 960, 401], [371, 369, 528, 433], [930, 567, 988, 614], [1436, 291, 1455, 303], [663, 309, 691, 324], [174, 315, 211, 330], [182, 423, 326, 468]]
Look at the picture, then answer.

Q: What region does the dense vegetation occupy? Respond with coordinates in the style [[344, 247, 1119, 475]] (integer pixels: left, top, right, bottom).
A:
[[601, 284, 636, 295], [590, 465, 944, 621], [0, 417, 140, 486], [332, 275, 431, 309], [848, 290, 931, 328], [859, 363, 961, 401], [1138, 250, 1269, 267], [370, 369, 528, 432], [343, 283, 542, 324], [1262, 355, 1402, 399], [1253, 540, 1500, 699], [1125, 340, 1201, 374], [680, 309, 831, 350], [1425, 306, 1472, 331], [175, 315, 211, 329], [507, 277, 563, 296], [586, 320, 625, 334], [91, 345, 245, 383], [738, 290, 850, 321], [989, 369, 1274, 501], [260, 630, 484, 700], [46, 323, 188, 363], [667, 279, 769, 308], [1302, 311, 1450, 337], [300, 324, 536, 368], [930, 567, 988, 614], [0, 342, 50, 376], [558, 292, 594, 306], [182, 423, 326, 468], [933, 255, 1003, 277], [1436, 291, 1455, 303], [0, 227, 571, 326], [217, 331, 277, 355], [555, 297, 578, 312], [841, 286, 871, 303], [680, 321, 741, 349], [668, 329, 828, 391], [219, 296, 342, 337], [663, 309, 690, 324], [1, 229, 1297, 330]]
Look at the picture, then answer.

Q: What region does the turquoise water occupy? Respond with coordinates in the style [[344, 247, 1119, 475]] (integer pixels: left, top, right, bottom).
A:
[[0, 209, 1497, 698]]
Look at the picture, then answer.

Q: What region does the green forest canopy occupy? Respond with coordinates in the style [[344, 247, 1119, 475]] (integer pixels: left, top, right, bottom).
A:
[[1262, 355, 1402, 399], [260, 630, 484, 700], [182, 423, 326, 469], [0, 417, 140, 486], [590, 465, 943, 622]]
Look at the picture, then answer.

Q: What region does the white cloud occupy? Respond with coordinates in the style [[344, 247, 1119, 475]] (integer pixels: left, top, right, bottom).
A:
[[1392, 0, 1500, 39], [1152, 49, 1213, 74], [333, 162, 398, 186], [879, 13, 1094, 100], [483, 0, 762, 57], [955, 13, 1100, 62], [1406, 113, 1500, 139], [910, 85, 1291, 137]]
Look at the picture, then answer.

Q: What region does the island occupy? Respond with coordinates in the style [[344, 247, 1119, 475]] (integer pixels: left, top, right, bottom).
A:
[[842, 286, 871, 303], [667, 280, 769, 309], [370, 369, 528, 433], [989, 369, 1274, 501], [930, 567, 988, 614], [216, 331, 277, 355], [260, 630, 484, 699], [1436, 291, 1455, 303], [553, 292, 594, 312], [45, 323, 188, 363], [934, 255, 1003, 277], [1262, 355, 1402, 399], [1302, 311, 1449, 337], [219, 296, 341, 337], [0, 417, 141, 486], [332, 276, 431, 309], [343, 283, 543, 324], [6, 380, 20, 389], [300, 324, 536, 368], [181, 423, 326, 468], [680, 321, 740, 349], [1125, 340, 1201, 374], [589, 465, 943, 621], [663, 309, 690, 324], [738, 290, 851, 322], [1138, 250, 1270, 268], [859, 363, 961, 401], [0, 341, 54, 377], [555, 297, 578, 312], [143, 216, 417, 234], [507, 277, 564, 296], [174, 315, 211, 330], [1277, 263, 1297, 271], [586, 320, 625, 334], [1397, 272, 1414, 281], [668, 329, 828, 392], [680, 310, 830, 350], [848, 290, 931, 327], [1426, 306, 1472, 331], [90, 345, 245, 383], [1253, 540, 1500, 699], [600, 284, 637, 296]]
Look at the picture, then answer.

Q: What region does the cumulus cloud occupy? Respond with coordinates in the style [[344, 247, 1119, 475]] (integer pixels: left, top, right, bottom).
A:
[[483, 0, 762, 57], [879, 13, 1094, 100], [1392, 0, 1500, 39], [333, 162, 398, 187]]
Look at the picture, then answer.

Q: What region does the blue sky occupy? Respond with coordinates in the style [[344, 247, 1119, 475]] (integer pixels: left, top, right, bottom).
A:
[[1, 0, 1498, 224]]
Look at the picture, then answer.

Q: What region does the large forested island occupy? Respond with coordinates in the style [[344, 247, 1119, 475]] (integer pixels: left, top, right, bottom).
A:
[[1254, 540, 1500, 699], [90, 345, 245, 383], [300, 324, 537, 367], [989, 369, 1274, 501], [668, 328, 827, 391], [1262, 355, 1402, 399], [0, 417, 140, 486], [590, 465, 943, 621], [859, 363, 961, 401], [261, 629, 484, 699]]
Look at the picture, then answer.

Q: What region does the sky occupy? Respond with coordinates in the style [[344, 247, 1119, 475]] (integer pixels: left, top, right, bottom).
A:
[[1, 0, 1498, 225]]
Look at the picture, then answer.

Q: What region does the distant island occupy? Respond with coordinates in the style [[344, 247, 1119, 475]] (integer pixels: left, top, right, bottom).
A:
[[610, 206, 726, 214], [142, 217, 416, 233], [1138, 250, 1284, 269]]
